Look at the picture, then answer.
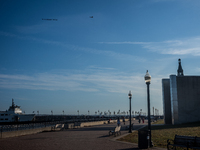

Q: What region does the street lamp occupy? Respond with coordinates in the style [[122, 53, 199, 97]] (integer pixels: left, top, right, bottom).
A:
[[128, 91, 132, 133], [77, 110, 79, 116], [144, 70, 153, 147]]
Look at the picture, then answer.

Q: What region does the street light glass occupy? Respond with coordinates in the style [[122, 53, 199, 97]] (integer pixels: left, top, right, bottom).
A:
[[128, 91, 132, 98], [144, 70, 151, 83]]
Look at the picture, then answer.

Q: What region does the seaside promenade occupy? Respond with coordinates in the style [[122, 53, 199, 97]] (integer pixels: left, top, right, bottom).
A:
[[0, 120, 166, 150]]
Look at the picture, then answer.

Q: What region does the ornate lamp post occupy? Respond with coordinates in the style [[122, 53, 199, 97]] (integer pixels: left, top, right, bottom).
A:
[[128, 91, 132, 133], [144, 70, 153, 147]]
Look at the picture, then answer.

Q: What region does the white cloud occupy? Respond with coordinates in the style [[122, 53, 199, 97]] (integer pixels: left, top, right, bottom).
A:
[[0, 31, 146, 62], [143, 38, 200, 56], [0, 69, 161, 95], [100, 37, 200, 56], [0, 73, 97, 92]]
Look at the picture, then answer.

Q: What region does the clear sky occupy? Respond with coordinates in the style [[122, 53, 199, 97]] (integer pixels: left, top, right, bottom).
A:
[[1, 0, 200, 115]]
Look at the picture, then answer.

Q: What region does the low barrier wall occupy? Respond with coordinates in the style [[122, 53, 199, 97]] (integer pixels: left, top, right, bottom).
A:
[[1, 126, 52, 139], [73, 119, 129, 128], [1, 119, 130, 138], [80, 121, 107, 127], [65, 123, 74, 129]]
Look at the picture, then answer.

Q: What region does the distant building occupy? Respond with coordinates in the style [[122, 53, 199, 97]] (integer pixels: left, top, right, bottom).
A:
[[162, 59, 200, 124]]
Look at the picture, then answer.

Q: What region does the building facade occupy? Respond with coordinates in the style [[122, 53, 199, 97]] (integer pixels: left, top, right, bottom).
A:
[[162, 59, 200, 124]]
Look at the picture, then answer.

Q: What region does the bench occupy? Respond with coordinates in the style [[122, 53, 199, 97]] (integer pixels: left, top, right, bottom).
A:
[[167, 135, 200, 150], [51, 124, 64, 131], [109, 126, 121, 136]]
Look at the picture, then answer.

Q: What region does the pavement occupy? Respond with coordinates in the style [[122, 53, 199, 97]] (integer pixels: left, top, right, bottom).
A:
[[0, 120, 167, 150]]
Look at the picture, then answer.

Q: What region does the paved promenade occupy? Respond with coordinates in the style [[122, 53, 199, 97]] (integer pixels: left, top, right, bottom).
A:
[[0, 120, 166, 150]]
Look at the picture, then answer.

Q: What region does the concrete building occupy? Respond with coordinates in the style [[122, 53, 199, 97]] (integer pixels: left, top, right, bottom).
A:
[[162, 79, 172, 124], [162, 59, 200, 124]]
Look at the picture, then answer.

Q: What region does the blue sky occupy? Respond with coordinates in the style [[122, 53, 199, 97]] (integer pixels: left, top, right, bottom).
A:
[[1, 0, 200, 115]]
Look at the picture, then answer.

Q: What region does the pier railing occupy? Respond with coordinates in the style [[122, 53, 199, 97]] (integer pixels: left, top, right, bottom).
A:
[[0, 117, 109, 133], [0, 122, 55, 132]]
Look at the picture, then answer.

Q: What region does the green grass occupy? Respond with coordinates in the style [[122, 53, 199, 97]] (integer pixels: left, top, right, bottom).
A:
[[152, 119, 164, 125], [118, 121, 200, 148]]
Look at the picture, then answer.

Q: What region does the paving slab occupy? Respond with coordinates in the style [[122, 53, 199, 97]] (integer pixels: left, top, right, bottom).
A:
[[0, 120, 166, 150]]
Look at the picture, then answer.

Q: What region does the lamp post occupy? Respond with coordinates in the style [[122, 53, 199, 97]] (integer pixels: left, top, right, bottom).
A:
[[144, 70, 153, 147], [128, 91, 132, 133], [77, 110, 79, 116]]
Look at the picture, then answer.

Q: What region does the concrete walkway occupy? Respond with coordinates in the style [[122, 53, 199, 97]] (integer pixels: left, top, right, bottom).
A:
[[0, 120, 166, 150]]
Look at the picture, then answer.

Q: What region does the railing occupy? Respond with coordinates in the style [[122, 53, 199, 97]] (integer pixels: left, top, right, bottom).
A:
[[0, 117, 112, 133], [0, 122, 56, 133]]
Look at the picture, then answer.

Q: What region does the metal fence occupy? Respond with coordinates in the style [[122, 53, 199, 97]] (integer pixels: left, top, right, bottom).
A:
[[0, 122, 56, 133], [0, 117, 112, 133]]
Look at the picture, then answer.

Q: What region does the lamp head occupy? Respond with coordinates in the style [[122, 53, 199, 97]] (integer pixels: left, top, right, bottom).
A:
[[144, 70, 151, 83], [128, 91, 132, 98]]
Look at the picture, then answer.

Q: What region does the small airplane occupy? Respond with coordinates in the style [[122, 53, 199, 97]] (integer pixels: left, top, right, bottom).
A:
[[89, 16, 93, 18], [42, 18, 58, 21]]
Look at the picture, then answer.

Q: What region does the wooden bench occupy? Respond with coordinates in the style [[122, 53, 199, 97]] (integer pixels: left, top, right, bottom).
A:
[[109, 126, 121, 136], [167, 135, 200, 150]]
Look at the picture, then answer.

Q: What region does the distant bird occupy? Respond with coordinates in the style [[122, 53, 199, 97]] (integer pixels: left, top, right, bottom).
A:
[[89, 16, 93, 18], [42, 18, 58, 21]]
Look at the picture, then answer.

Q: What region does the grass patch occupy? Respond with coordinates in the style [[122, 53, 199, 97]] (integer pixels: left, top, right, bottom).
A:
[[152, 119, 164, 125], [118, 121, 200, 148], [118, 131, 138, 144]]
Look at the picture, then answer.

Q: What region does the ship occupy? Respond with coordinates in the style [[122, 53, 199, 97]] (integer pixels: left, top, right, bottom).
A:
[[0, 99, 35, 122]]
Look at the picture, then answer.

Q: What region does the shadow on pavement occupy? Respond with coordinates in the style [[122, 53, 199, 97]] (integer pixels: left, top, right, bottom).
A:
[[68, 126, 115, 131], [98, 135, 110, 138], [68, 124, 145, 132], [118, 148, 139, 150]]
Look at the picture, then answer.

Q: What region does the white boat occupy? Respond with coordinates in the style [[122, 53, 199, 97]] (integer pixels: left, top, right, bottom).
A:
[[0, 99, 35, 122]]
